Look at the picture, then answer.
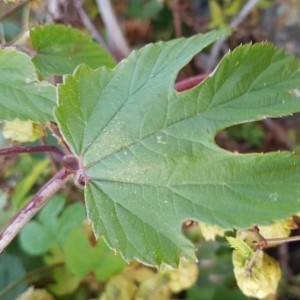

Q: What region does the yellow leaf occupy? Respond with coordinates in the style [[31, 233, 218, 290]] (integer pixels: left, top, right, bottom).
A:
[[259, 219, 294, 241], [198, 221, 225, 241], [100, 274, 137, 300], [165, 258, 198, 293], [3, 119, 44, 142], [233, 250, 281, 299], [135, 273, 170, 300]]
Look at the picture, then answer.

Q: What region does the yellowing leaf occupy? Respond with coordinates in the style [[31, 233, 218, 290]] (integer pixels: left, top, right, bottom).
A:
[[100, 275, 137, 300], [198, 221, 225, 241], [232, 250, 281, 299], [136, 274, 170, 300], [259, 219, 294, 241], [164, 258, 198, 293], [3, 119, 44, 142], [209, 1, 226, 28], [124, 262, 156, 283]]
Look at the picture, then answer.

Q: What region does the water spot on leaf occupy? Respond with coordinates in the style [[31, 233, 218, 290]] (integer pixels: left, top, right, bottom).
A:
[[290, 88, 300, 97], [268, 192, 278, 202], [156, 135, 166, 144], [25, 77, 34, 83]]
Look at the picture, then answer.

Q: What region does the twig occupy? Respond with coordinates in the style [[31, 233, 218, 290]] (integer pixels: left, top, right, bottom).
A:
[[206, 0, 262, 72], [95, 0, 130, 61], [74, 0, 111, 53], [170, 0, 182, 37], [0, 168, 71, 253]]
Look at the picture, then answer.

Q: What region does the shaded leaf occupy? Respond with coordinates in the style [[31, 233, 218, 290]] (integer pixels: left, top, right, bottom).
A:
[[63, 226, 126, 281], [19, 196, 85, 255], [0, 253, 27, 300], [55, 30, 300, 266], [0, 48, 56, 121], [43, 244, 80, 295], [31, 24, 116, 77]]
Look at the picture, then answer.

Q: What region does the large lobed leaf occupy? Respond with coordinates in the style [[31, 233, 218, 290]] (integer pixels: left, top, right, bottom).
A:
[[31, 24, 116, 77], [55, 30, 300, 266], [0, 48, 56, 122]]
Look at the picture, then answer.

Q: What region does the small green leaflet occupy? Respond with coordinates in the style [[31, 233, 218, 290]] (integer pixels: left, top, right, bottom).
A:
[[31, 24, 116, 77], [0, 48, 56, 122], [55, 30, 300, 266]]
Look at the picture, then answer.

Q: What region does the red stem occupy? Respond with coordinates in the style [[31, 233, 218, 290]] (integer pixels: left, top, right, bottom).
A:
[[0, 168, 72, 253], [175, 74, 208, 92], [0, 145, 64, 162]]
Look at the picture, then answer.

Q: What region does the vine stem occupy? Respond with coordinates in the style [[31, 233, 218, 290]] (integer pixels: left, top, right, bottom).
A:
[[266, 235, 300, 247], [0, 145, 64, 162], [0, 168, 72, 254]]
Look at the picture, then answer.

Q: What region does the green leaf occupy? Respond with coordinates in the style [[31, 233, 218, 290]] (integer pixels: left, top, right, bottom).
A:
[[19, 196, 86, 255], [63, 226, 126, 281], [226, 236, 253, 258], [55, 30, 300, 266], [0, 253, 27, 300], [44, 245, 80, 296], [0, 48, 56, 121], [19, 220, 53, 255], [31, 24, 116, 77]]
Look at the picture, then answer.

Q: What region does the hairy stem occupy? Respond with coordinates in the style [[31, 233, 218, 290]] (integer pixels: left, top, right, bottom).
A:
[[0, 168, 71, 253], [0, 145, 64, 162]]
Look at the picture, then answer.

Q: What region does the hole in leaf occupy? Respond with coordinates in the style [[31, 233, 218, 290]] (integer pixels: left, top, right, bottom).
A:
[[215, 118, 295, 154], [174, 50, 210, 93]]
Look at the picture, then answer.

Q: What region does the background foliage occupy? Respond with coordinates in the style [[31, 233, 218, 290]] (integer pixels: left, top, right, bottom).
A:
[[1, 0, 300, 299]]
